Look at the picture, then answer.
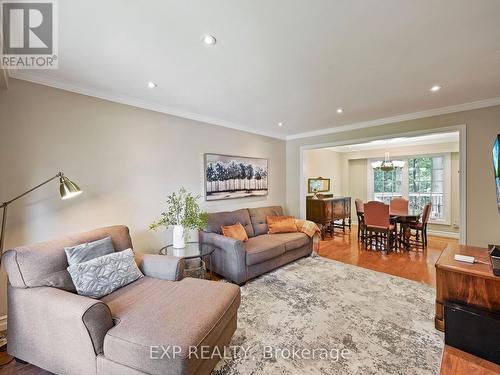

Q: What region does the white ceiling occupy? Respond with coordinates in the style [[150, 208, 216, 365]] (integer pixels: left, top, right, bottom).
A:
[[327, 131, 459, 152], [11, 0, 500, 139]]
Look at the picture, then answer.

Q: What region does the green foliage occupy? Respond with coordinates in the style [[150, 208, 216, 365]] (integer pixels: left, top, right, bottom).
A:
[[373, 168, 402, 193], [149, 187, 208, 232], [409, 157, 433, 193]]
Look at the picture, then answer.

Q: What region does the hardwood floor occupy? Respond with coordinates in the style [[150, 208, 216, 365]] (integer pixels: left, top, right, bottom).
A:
[[0, 353, 51, 375], [318, 224, 457, 286]]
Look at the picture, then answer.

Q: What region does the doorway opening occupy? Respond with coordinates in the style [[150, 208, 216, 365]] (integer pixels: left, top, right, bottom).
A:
[[299, 125, 466, 244]]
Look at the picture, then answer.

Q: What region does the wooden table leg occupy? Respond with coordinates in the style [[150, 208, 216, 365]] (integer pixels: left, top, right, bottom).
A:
[[403, 223, 412, 250]]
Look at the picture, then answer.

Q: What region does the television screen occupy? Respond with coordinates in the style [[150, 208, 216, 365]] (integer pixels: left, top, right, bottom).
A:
[[494, 135, 500, 211]]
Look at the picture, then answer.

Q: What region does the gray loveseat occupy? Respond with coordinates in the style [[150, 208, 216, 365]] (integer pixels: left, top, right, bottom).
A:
[[2, 225, 240, 375], [200, 206, 312, 284]]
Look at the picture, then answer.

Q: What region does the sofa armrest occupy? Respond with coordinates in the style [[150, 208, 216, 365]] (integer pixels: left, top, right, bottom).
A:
[[135, 253, 185, 281], [7, 286, 113, 369], [200, 231, 245, 255], [199, 231, 247, 283]]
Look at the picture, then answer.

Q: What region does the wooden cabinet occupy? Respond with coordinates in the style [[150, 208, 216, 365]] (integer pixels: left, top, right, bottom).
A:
[[440, 345, 500, 375], [306, 196, 351, 238], [435, 244, 500, 331]]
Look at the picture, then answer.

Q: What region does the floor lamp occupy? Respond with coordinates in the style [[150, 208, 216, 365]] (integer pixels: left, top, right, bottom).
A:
[[0, 172, 82, 366]]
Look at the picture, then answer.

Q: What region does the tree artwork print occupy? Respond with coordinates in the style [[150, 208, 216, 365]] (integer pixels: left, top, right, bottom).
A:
[[205, 154, 268, 201]]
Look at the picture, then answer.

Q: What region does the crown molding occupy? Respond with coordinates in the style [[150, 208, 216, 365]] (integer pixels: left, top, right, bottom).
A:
[[286, 96, 500, 140], [10, 72, 500, 142], [10, 71, 287, 140], [328, 132, 459, 153]]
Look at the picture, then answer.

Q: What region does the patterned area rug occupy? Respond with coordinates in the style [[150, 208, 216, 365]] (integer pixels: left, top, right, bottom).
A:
[[213, 256, 443, 375]]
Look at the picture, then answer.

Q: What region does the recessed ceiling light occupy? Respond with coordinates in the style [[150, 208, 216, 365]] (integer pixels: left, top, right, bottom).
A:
[[336, 108, 344, 114], [202, 35, 217, 45], [278, 122, 283, 127], [430, 85, 441, 92], [147, 82, 157, 88]]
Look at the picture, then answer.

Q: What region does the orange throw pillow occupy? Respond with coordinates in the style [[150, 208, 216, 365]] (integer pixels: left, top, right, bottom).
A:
[[267, 216, 297, 234], [221, 222, 249, 242]]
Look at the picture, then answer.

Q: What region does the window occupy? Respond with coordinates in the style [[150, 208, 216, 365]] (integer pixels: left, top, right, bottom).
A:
[[373, 168, 402, 204], [368, 154, 451, 224], [408, 156, 445, 220]]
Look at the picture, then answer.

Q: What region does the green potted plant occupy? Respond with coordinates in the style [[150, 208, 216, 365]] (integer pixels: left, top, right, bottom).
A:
[[150, 187, 209, 248]]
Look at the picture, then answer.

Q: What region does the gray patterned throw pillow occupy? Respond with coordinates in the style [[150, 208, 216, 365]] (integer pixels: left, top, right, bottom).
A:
[[67, 248, 143, 298]]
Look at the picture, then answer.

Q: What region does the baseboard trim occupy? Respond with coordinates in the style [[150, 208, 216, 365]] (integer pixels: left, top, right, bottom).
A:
[[0, 315, 7, 331], [427, 229, 459, 239]]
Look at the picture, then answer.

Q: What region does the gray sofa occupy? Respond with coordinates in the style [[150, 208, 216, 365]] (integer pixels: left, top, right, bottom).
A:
[[2, 225, 240, 375], [200, 206, 313, 284]]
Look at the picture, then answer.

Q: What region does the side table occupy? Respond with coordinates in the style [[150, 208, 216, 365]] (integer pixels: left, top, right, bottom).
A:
[[159, 242, 215, 279]]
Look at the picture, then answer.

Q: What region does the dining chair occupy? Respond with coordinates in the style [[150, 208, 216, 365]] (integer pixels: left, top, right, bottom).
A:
[[390, 198, 408, 244], [390, 198, 409, 212], [410, 202, 432, 249], [355, 198, 365, 241], [363, 201, 397, 253]]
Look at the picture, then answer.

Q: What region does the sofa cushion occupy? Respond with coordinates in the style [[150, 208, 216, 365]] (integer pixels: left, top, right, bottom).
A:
[[244, 235, 285, 266], [101, 277, 240, 375], [64, 236, 115, 266], [205, 208, 255, 238], [269, 232, 310, 251], [2, 225, 133, 289], [267, 216, 298, 234], [248, 206, 284, 236], [221, 222, 249, 242]]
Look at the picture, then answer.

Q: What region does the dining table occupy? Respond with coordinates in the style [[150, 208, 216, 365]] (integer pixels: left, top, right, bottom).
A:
[[358, 207, 422, 250]]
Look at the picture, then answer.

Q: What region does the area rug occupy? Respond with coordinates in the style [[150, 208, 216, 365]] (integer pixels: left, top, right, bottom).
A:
[[213, 256, 443, 375]]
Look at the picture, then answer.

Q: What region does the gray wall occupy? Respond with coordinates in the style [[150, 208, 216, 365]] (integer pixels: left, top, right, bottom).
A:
[[0, 79, 287, 316]]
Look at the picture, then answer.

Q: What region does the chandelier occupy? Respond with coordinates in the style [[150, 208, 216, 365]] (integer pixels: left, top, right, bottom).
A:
[[371, 152, 405, 172]]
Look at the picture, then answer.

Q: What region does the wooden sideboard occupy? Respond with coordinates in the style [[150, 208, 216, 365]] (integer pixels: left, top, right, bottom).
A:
[[306, 196, 351, 238], [440, 345, 500, 375], [435, 244, 500, 331]]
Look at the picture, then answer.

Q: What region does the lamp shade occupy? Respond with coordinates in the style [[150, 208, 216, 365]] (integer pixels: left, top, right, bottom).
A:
[[60, 176, 82, 200]]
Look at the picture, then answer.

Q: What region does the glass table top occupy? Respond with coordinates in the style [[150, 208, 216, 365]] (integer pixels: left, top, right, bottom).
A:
[[159, 242, 215, 259]]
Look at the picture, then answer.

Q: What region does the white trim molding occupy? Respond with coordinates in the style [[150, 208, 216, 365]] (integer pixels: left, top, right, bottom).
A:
[[458, 124, 467, 245], [288, 97, 500, 140], [0, 314, 7, 331], [427, 229, 460, 240]]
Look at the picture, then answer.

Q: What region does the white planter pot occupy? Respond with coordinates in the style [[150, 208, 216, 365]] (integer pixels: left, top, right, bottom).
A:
[[173, 225, 186, 249], [172, 248, 186, 257]]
